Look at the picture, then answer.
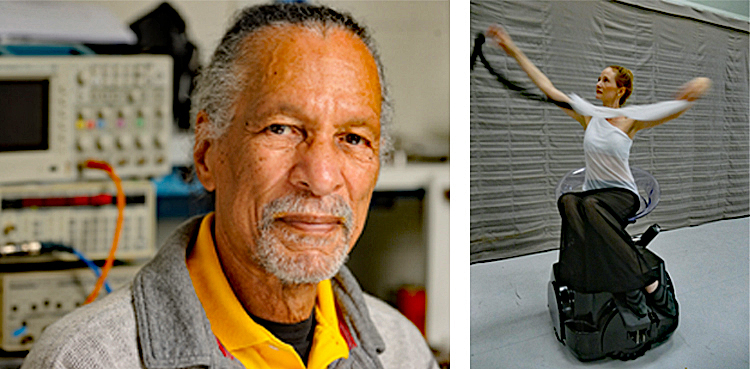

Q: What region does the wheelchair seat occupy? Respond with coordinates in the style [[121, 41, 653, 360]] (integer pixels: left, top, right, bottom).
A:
[[554, 167, 660, 222], [548, 167, 678, 361]]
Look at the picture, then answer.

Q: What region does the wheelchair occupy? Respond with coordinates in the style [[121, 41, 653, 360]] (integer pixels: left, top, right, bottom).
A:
[[547, 167, 679, 361]]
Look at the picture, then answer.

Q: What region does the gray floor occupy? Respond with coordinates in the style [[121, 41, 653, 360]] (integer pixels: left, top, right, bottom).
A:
[[471, 217, 749, 368]]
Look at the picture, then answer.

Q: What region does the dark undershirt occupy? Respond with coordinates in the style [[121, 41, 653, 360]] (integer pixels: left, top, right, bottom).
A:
[[250, 310, 316, 365]]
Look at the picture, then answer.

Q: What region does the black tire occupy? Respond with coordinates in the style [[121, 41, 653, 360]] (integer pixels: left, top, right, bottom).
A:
[[610, 342, 651, 361]]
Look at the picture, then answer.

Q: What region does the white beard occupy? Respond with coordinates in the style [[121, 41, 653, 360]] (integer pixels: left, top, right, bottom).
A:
[[253, 193, 354, 285]]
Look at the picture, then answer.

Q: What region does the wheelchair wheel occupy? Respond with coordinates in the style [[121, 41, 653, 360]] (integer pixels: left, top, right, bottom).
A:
[[610, 342, 651, 361], [553, 326, 562, 343], [651, 270, 679, 346], [612, 270, 678, 361]]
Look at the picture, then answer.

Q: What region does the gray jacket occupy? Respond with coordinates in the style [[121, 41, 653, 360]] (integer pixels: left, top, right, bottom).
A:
[[22, 217, 438, 369]]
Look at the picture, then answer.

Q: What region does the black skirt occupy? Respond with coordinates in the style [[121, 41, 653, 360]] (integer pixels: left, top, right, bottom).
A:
[[557, 188, 657, 293]]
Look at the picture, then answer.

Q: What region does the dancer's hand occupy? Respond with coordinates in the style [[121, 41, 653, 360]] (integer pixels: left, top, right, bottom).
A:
[[486, 25, 517, 55], [676, 77, 711, 101]]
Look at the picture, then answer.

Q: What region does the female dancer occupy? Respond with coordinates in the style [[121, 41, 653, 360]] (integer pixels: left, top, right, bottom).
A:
[[486, 25, 710, 317]]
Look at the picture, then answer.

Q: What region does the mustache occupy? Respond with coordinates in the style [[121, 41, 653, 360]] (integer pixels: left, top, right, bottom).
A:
[[260, 193, 355, 235]]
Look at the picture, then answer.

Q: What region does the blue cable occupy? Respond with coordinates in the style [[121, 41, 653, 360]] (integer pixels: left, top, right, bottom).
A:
[[42, 243, 113, 294], [69, 248, 113, 294], [12, 325, 27, 337]]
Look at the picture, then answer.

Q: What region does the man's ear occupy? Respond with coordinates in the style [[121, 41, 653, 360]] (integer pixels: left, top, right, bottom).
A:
[[194, 111, 217, 192]]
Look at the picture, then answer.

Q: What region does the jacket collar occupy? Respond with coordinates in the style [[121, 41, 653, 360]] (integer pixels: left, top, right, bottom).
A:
[[132, 216, 221, 368], [132, 216, 386, 369], [331, 268, 386, 364]]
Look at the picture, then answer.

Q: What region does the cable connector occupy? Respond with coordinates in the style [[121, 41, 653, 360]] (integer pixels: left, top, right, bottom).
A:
[[0, 241, 42, 257]]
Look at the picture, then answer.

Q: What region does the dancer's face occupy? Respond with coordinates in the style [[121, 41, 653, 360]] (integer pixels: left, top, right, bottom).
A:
[[595, 67, 624, 106]]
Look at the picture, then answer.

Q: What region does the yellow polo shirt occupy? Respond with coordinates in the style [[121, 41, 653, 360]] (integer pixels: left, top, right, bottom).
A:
[[186, 213, 350, 368]]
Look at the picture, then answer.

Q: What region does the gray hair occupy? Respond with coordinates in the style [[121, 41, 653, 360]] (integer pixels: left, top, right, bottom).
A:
[[191, 2, 393, 160]]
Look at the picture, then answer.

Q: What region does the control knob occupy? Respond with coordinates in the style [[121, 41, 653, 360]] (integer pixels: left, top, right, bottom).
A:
[[129, 89, 144, 104], [135, 134, 149, 149], [76, 136, 94, 152], [76, 70, 90, 85], [117, 134, 134, 151], [96, 135, 114, 151]]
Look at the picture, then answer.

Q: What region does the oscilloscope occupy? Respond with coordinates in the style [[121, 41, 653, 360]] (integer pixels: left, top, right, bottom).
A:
[[0, 55, 173, 184]]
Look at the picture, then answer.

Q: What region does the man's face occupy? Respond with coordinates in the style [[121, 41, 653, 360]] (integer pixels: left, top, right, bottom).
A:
[[197, 25, 382, 285]]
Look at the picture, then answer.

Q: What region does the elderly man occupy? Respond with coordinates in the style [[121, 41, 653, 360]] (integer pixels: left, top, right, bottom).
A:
[[22, 3, 437, 369]]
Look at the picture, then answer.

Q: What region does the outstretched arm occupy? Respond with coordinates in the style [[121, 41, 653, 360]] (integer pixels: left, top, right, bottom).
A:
[[486, 25, 588, 127], [632, 77, 712, 132]]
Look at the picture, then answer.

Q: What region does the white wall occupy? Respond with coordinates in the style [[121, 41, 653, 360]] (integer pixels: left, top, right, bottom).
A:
[[669, 0, 749, 20], [74, 1, 239, 64], [87, 0, 450, 159], [326, 1, 450, 158]]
